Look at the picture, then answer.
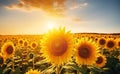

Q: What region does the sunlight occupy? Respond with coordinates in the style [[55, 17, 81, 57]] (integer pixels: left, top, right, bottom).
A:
[[47, 21, 55, 29]]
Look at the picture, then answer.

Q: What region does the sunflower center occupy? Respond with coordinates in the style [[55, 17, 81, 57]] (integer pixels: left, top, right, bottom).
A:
[[6, 45, 14, 54], [32, 43, 36, 48], [24, 42, 27, 47], [96, 56, 103, 64], [78, 46, 90, 59], [107, 41, 114, 48], [0, 40, 2, 42], [19, 40, 23, 44], [99, 38, 106, 45], [95, 38, 98, 41], [118, 42, 120, 47], [51, 37, 68, 56], [0, 57, 4, 64]]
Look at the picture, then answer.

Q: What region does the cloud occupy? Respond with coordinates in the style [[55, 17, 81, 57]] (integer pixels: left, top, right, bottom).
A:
[[6, 0, 66, 13], [69, 3, 88, 10], [5, 0, 88, 13], [73, 16, 82, 22]]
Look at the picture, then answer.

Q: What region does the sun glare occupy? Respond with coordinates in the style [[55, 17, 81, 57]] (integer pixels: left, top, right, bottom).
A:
[[47, 21, 55, 29]]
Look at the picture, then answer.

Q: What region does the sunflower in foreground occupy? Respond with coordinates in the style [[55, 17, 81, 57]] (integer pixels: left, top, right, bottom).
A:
[[98, 37, 106, 47], [105, 38, 116, 51], [25, 69, 40, 74], [41, 27, 74, 66], [75, 38, 99, 65], [95, 54, 107, 68], [1, 42, 15, 58]]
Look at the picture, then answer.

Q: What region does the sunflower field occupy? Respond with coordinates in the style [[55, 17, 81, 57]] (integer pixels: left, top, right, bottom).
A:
[[0, 27, 120, 74]]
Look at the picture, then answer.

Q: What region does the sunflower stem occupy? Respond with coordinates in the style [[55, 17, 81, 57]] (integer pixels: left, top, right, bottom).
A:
[[77, 71, 80, 74], [12, 56, 15, 71], [101, 47, 104, 55], [56, 66, 60, 74], [32, 54, 35, 69], [81, 65, 89, 74]]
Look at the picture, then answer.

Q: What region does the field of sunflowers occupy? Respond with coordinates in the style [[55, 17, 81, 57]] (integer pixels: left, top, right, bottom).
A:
[[0, 27, 120, 74]]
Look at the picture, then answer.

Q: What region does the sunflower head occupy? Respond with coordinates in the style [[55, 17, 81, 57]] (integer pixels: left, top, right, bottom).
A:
[[25, 69, 40, 74], [105, 38, 116, 51], [41, 27, 74, 66], [75, 38, 99, 65], [23, 40, 29, 48], [18, 39, 24, 45], [94, 37, 98, 42], [116, 38, 120, 49], [31, 42, 38, 49], [1, 42, 15, 58], [95, 54, 107, 68], [98, 37, 106, 47]]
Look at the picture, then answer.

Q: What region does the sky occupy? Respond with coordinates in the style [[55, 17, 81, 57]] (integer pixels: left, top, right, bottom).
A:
[[0, 0, 120, 35]]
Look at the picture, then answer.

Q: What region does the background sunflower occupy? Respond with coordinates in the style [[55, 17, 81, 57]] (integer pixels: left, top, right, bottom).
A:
[[1, 42, 15, 58], [98, 37, 106, 47], [95, 54, 107, 68], [105, 38, 116, 51], [75, 38, 99, 65]]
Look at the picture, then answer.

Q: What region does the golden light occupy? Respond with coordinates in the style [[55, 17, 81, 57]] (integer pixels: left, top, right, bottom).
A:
[[47, 21, 55, 29]]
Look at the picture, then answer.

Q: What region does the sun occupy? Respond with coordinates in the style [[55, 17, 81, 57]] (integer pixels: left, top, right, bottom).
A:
[[47, 21, 55, 29]]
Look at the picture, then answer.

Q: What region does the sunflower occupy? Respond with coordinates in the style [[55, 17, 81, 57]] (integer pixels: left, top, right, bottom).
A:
[[98, 37, 106, 47], [1, 42, 15, 58], [18, 39, 24, 44], [25, 69, 40, 74], [23, 40, 29, 48], [116, 38, 120, 49], [94, 37, 98, 42], [31, 42, 38, 49], [41, 27, 74, 66], [105, 38, 116, 51], [95, 54, 107, 68], [75, 38, 99, 65]]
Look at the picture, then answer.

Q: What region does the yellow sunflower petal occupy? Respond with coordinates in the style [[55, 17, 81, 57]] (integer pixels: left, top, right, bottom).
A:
[[25, 69, 40, 74]]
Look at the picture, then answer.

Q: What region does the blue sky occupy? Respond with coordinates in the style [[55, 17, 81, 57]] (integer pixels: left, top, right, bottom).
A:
[[0, 0, 120, 35]]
